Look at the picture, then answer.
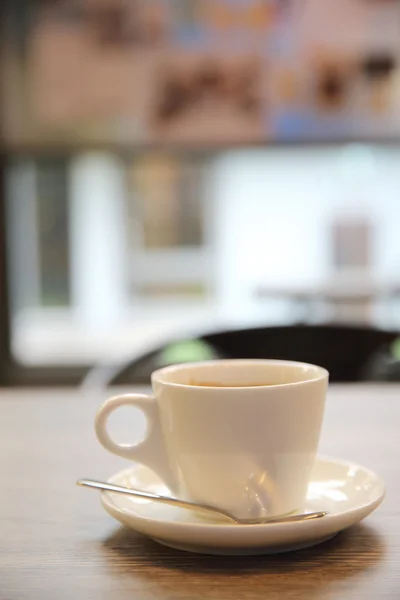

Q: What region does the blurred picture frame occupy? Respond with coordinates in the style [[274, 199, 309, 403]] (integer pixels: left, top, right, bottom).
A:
[[2, 0, 400, 148]]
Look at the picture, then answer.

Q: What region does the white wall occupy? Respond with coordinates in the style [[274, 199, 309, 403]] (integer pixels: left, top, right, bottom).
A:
[[212, 145, 400, 322]]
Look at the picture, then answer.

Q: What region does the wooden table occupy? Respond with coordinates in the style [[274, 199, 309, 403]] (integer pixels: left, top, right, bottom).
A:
[[1, 385, 398, 599]]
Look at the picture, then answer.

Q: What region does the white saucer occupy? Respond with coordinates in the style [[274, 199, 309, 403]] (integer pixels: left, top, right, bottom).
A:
[[101, 456, 384, 555]]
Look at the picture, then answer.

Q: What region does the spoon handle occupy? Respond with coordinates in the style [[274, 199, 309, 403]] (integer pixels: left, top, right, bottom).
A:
[[77, 479, 236, 521], [77, 479, 327, 525], [78, 479, 166, 501]]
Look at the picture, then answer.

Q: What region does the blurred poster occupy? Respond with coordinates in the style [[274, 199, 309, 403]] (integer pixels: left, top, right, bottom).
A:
[[3, 0, 400, 145], [127, 154, 205, 249], [332, 217, 372, 271]]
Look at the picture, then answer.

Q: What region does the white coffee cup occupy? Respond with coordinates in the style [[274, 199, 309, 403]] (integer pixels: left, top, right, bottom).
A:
[[95, 359, 328, 519]]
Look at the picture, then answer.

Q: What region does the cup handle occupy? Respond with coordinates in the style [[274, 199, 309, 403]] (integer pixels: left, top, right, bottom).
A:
[[95, 394, 177, 493]]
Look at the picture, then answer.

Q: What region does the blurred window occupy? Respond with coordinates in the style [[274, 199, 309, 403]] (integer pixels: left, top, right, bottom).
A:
[[4, 152, 214, 375], [3, 144, 400, 384]]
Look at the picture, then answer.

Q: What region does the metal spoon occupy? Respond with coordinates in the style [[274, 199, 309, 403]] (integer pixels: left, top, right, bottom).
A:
[[77, 479, 327, 525]]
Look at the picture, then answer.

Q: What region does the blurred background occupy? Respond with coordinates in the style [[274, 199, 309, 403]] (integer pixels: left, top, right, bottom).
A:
[[2, 0, 400, 386]]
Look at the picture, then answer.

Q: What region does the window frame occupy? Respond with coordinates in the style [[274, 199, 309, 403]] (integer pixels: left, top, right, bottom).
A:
[[0, 154, 90, 386]]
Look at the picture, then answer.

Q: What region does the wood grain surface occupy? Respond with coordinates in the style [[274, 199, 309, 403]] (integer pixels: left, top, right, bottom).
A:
[[0, 385, 398, 600]]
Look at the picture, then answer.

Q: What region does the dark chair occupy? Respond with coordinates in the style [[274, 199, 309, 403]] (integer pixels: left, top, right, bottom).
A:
[[86, 324, 400, 388]]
